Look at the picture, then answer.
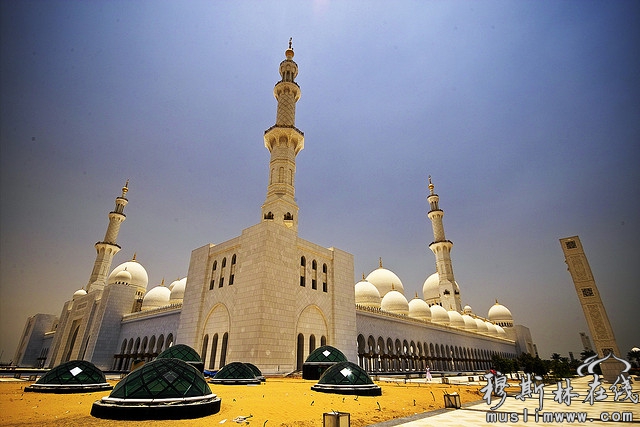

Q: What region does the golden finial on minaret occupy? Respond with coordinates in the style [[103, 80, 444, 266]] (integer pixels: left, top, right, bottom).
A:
[[428, 175, 435, 194], [121, 179, 129, 197], [285, 37, 294, 60]]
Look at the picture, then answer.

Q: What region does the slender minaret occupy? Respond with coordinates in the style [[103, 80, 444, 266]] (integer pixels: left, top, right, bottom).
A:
[[427, 176, 462, 311], [261, 39, 304, 231], [560, 236, 624, 382], [86, 181, 129, 292]]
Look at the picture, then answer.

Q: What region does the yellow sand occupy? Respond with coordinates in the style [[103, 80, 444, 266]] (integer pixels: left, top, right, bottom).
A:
[[0, 378, 483, 427]]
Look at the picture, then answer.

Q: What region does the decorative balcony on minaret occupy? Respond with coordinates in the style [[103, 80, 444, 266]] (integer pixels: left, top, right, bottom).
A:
[[262, 39, 304, 231]]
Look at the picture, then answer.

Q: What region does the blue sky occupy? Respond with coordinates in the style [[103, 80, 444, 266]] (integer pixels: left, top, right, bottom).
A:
[[1, 0, 638, 362]]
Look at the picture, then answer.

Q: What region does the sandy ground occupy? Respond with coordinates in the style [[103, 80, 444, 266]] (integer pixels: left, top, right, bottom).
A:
[[0, 378, 483, 427]]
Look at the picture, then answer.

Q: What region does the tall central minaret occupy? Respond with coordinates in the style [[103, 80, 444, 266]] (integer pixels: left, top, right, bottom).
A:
[[427, 177, 462, 311], [86, 181, 129, 292], [261, 39, 304, 231]]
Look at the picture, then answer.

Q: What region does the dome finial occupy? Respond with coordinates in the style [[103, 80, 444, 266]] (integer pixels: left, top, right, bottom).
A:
[[121, 179, 129, 197], [285, 37, 294, 59], [132, 252, 137, 261], [362, 273, 365, 280], [379, 257, 383, 268]]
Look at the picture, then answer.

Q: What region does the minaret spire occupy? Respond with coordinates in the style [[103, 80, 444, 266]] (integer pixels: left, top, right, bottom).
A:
[[86, 181, 129, 292], [426, 177, 462, 311], [261, 40, 304, 231]]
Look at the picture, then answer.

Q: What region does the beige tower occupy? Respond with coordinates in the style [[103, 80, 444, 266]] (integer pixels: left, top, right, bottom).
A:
[[427, 177, 462, 311], [560, 236, 624, 382], [87, 181, 129, 292], [261, 38, 304, 232]]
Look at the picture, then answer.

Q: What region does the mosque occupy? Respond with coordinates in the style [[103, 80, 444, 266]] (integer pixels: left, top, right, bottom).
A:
[[14, 42, 536, 375]]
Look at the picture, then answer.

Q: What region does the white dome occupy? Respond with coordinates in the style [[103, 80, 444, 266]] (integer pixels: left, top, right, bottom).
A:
[[142, 285, 171, 310], [73, 289, 87, 298], [422, 272, 440, 301], [169, 278, 187, 303], [475, 318, 489, 333], [366, 266, 404, 298], [462, 314, 477, 330], [495, 324, 507, 337], [448, 311, 466, 328], [408, 297, 431, 320], [463, 305, 473, 315], [488, 301, 514, 327], [355, 279, 381, 308], [112, 269, 132, 285], [430, 304, 450, 324], [485, 321, 498, 336], [380, 289, 409, 315], [108, 258, 149, 292]]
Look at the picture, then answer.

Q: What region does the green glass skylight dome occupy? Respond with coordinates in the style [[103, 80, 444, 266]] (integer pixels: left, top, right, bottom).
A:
[[91, 358, 220, 419], [244, 362, 266, 382], [25, 360, 112, 393], [209, 362, 261, 385], [156, 344, 204, 372], [302, 345, 347, 380], [311, 361, 382, 396]]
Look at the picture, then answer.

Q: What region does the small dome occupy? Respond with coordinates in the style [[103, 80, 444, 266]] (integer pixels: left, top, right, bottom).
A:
[[475, 318, 489, 333], [366, 264, 404, 298], [73, 289, 87, 298], [495, 324, 507, 337], [142, 285, 171, 310], [25, 360, 112, 393], [488, 301, 514, 327], [462, 314, 478, 330], [169, 278, 187, 303], [354, 278, 381, 307], [311, 361, 381, 396], [485, 321, 498, 336], [430, 304, 450, 324], [448, 311, 466, 328], [463, 305, 473, 314], [157, 344, 201, 363], [381, 289, 409, 315], [108, 258, 149, 292], [305, 345, 348, 364], [210, 362, 261, 385], [422, 272, 440, 301], [408, 297, 431, 321]]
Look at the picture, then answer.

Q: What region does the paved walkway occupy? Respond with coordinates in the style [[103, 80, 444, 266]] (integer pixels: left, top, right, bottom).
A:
[[374, 375, 640, 426]]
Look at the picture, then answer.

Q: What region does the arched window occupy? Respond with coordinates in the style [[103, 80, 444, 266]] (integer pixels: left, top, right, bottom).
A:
[[201, 335, 209, 367], [210, 334, 219, 370], [220, 333, 229, 367], [309, 335, 316, 354], [322, 264, 328, 292], [210, 260, 217, 290], [229, 254, 236, 285], [300, 257, 306, 287], [219, 257, 226, 287], [311, 260, 318, 290], [166, 333, 174, 348], [296, 334, 304, 370], [321, 335, 327, 346]]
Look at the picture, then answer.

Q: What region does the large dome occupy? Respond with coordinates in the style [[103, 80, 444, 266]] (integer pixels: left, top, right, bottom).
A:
[[142, 284, 171, 310], [408, 297, 431, 321], [488, 301, 513, 327], [108, 257, 149, 292], [366, 265, 404, 298], [380, 289, 409, 315], [354, 278, 381, 307]]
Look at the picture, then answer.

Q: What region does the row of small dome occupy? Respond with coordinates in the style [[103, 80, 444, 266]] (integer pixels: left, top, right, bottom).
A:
[[73, 258, 187, 311], [355, 266, 513, 329]]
